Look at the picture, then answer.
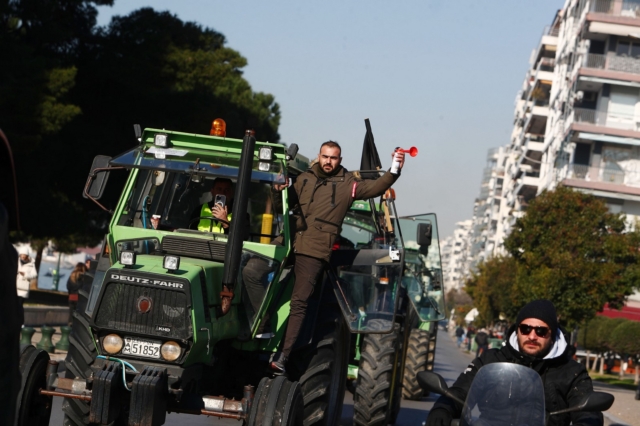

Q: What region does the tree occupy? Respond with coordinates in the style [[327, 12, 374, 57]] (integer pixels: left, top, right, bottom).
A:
[[595, 317, 628, 353], [609, 319, 640, 356], [504, 186, 640, 327], [577, 316, 609, 353], [445, 288, 472, 315], [2, 4, 282, 262], [465, 255, 517, 326]]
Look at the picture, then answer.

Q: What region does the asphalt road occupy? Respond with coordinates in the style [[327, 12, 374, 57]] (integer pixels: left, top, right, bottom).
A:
[[49, 328, 472, 425]]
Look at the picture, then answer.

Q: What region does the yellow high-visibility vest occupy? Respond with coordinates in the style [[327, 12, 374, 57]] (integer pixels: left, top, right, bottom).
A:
[[198, 204, 232, 233]]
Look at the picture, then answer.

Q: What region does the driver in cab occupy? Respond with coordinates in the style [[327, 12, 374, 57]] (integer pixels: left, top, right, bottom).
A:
[[192, 178, 234, 233], [427, 299, 602, 426]]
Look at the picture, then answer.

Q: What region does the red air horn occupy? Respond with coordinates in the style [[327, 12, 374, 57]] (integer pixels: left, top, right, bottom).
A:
[[396, 146, 418, 157]]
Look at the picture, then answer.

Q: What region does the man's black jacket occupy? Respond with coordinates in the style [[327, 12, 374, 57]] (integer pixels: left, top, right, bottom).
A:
[[432, 326, 602, 426]]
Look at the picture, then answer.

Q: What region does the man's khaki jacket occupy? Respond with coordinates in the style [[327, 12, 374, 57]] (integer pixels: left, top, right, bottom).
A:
[[288, 163, 398, 262]]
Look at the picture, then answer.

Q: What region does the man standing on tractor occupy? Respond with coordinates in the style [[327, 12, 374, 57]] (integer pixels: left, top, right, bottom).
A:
[[269, 141, 405, 374]]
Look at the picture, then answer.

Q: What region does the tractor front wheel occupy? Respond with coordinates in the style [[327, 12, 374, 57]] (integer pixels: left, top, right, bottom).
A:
[[247, 376, 304, 426], [353, 319, 402, 426]]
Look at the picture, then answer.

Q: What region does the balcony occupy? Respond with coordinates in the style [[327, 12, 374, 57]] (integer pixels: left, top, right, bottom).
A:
[[515, 170, 540, 202], [572, 107, 640, 132], [584, 52, 640, 76], [533, 57, 555, 82], [562, 163, 640, 199], [524, 100, 550, 135], [566, 163, 640, 186], [589, 0, 640, 18], [524, 136, 544, 156]]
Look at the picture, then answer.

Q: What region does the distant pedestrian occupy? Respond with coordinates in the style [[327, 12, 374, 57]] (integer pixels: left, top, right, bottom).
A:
[[475, 328, 489, 357], [466, 326, 475, 352], [455, 325, 464, 347], [16, 246, 37, 303], [66, 262, 87, 325], [604, 351, 616, 374]]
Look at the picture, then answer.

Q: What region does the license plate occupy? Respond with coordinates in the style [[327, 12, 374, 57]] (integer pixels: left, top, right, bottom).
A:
[[122, 337, 161, 359]]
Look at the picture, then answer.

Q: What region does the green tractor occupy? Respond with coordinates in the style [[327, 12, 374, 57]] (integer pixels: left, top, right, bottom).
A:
[[337, 199, 446, 425], [21, 123, 443, 426]]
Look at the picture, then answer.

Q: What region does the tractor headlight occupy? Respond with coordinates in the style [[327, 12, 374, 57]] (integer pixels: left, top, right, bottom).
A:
[[163, 255, 180, 271], [161, 341, 181, 361], [103, 334, 124, 354], [154, 133, 170, 147], [259, 147, 273, 161], [120, 250, 136, 266]]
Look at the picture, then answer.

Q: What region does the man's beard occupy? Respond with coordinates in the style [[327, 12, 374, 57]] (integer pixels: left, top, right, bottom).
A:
[[521, 339, 551, 358]]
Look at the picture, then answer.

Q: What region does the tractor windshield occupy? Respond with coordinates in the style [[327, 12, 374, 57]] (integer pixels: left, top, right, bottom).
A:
[[111, 147, 286, 244], [331, 198, 405, 333], [398, 214, 446, 322], [116, 170, 285, 243]]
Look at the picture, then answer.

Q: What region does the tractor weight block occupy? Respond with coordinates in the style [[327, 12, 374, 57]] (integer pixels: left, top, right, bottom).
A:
[[89, 362, 123, 424], [55, 326, 71, 351], [128, 366, 168, 426], [36, 326, 55, 353]]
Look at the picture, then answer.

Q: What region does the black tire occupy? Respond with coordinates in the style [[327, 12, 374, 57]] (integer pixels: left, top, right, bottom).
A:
[[353, 319, 402, 426], [289, 302, 349, 426], [16, 346, 52, 426], [402, 328, 429, 400], [61, 274, 106, 426], [247, 376, 304, 426], [426, 325, 437, 372]]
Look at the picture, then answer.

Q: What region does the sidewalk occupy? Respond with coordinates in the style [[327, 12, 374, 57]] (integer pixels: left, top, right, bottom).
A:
[[446, 331, 639, 425]]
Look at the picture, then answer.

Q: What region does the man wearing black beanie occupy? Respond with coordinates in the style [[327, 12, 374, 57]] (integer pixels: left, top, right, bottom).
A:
[[426, 299, 602, 426]]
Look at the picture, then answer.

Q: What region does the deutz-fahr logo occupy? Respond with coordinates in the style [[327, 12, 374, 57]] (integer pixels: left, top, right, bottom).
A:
[[110, 273, 184, 289]]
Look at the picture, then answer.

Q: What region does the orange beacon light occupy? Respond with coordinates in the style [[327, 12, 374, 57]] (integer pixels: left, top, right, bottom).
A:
[[210, 118, 226, 137]]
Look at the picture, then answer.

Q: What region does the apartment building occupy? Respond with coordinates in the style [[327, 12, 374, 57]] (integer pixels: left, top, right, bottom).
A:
[[441, 220, 473, 291], [446, 0, 640, 293], [541, 0, 640, 227], [498, 0, 640, 244], [481, 0, 640, 311], [497, 18, 562, 247]]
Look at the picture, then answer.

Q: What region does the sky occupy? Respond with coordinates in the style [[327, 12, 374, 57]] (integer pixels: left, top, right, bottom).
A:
[[96, 0, 562, 237]]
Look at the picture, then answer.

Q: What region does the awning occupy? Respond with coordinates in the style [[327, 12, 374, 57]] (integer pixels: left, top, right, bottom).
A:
[[589, 21, 640, 38], [578, 131, 640, 145]]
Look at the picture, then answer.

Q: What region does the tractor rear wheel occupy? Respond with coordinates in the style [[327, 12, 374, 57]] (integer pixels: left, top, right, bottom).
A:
[[353, 319, 402, 426], [401, 328, 429, 400]]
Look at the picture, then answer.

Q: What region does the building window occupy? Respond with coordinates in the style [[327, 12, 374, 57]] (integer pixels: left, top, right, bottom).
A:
[[616, 39, 640, 58]]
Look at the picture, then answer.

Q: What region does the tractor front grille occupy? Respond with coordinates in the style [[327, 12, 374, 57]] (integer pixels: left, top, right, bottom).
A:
[[162, 236, 226, 261], [94, 282, 190, 339]]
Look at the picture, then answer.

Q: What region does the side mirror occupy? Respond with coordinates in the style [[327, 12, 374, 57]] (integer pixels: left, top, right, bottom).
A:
[[417, 371, 465, 406], [417, 223, 432, 247], [549, 392, 614, 416], [286, 143, 299, 161], [83, 155, 112, 200]]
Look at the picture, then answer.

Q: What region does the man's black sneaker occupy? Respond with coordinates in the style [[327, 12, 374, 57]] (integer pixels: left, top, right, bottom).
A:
[[269, 352, 287, 375]]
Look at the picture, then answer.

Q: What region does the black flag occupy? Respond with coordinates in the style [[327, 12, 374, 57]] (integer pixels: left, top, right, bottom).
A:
[[360, 119, 382, 179]]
